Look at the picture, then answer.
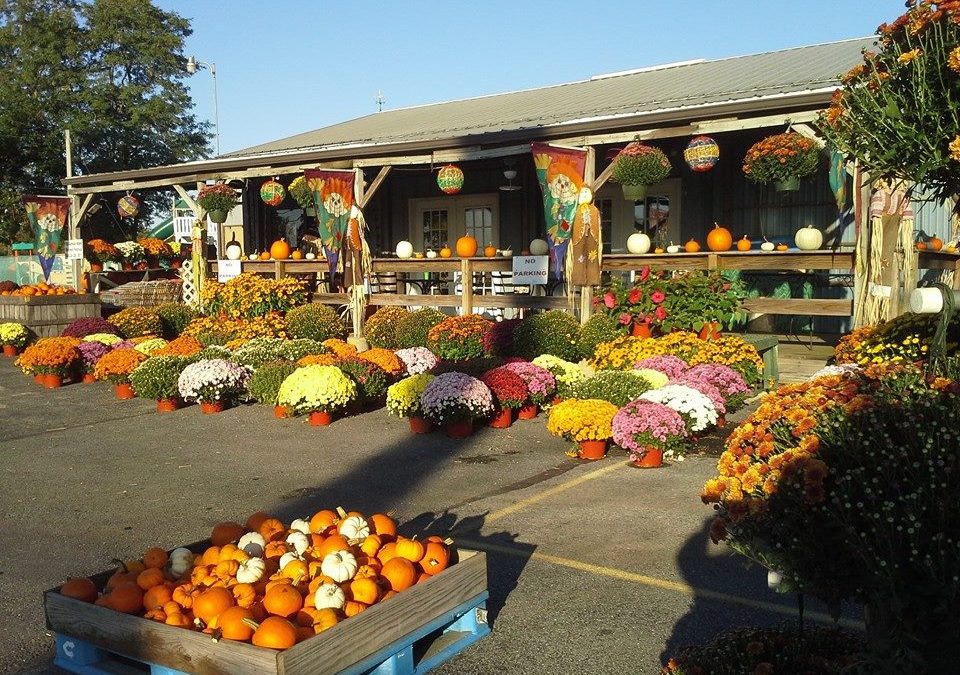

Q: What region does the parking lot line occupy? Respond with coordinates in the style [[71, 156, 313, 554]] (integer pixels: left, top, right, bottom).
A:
[[458, 538, 864, 630], [484, 462, 623, 524]]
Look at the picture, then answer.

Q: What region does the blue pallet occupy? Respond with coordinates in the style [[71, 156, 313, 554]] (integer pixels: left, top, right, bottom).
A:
[[53, 592, 490, 675]]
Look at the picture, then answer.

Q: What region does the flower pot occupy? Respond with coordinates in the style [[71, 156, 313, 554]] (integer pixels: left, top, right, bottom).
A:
[[445, 419, 473, 438], [33, 374, 43, 384], [156, 398, 180, 413], [89, 262, 104, 273], [3, 344, 19, 357], [631, 448, 664, 468], [409, 416, 434, 434], [716, 414, 727, 428], [631, 322, 653, 339], [309, 410, 333, 426], [621, 184, 647, 202], [517, 403, 539, 420], [698, 322, 722, 341], [81, 373, 96, 384], [134, 261, 148, 271], [774, 176, 800, 192], [43, 373, 63, 389], [200, 400, 225, 414], [488, 408, 513, 429], [578, 439, 608, 460], [208, 209, 228, 224], [114, 382, 135, 400], [274, 405, 289, 419], [121, 262, 133, 271], [551, 396, 564, 406]]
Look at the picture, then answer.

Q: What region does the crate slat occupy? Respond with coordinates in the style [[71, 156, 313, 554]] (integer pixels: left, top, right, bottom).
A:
[[0, 294, 101, 337]]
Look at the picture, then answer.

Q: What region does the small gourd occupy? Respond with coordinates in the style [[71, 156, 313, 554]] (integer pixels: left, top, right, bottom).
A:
[[278, 551, 304, 572], [483, 244, 497, 257], [684, 239, 701, 253], [285, 531, 310, 556], [776, 243, 789, 251], [929, 236, 944, 252], [313, 582, 347, 610], [426, 249, 438, 259], [666, 243, 681, 254], [338, 515, 370, 542], [289, 518, 311, 535], [439, 245, 453, 258], [736, 236, 752, 252], [760, 238, 775, 252], [238, 532, 266, 558], [321, 550, 358, 583], [305, 252, 317, 260], [236, 557, 266, 584], [794, 224, 823, 251], [169, 548, 194, 577], [247, 253, 258, 261]]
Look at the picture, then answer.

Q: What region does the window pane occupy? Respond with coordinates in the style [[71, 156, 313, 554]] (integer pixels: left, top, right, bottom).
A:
[[423, 209, 448, 250], [464, 207, 493, 245]]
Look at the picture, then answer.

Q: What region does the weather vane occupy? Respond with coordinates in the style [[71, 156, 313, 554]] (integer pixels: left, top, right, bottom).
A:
[[375, 90, 386, 113]]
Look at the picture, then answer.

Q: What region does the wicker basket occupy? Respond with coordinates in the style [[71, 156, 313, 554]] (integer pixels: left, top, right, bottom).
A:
[[100, 279, 182, 307]]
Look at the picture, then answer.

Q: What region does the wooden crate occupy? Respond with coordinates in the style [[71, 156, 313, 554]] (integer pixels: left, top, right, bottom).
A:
[[0, 294, 101, 337], [44, 547, 488, 675]]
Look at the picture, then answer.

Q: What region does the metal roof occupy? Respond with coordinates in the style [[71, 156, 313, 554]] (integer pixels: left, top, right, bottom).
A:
[[223, 37, 873, 159]]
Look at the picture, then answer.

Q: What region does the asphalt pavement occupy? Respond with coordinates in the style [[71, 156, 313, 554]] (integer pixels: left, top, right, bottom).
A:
[[0, 359, 858, 674]]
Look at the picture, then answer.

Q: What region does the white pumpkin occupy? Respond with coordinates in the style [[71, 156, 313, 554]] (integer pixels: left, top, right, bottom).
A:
[[285, 531, 310, 556], [794, 225, 823, 251], [169, 547, 194, 577], [499, 248, 513, 257], [626, 232, 651, 254], [313, 582, 346, 610], [338, 515, 370, 542], [666, 244, 681, 254], [529, 238, 549, 256], [247, 253, 258, 261], [321, 550, 358, 583], [760, 239, 775, 252], [238, 532, 266, 558], [279, 551, 304, 571], [305, 252, 316, 260], [289, 518, 311, 535], [236, 557, 266, 584], [395, 240, 414, 259], [426, 249, 438, 259]]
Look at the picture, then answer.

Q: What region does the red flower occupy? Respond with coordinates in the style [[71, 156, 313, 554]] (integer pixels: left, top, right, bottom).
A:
[[603, 292, 616, 309], [655, 305, 667, 321], [628, 288, 641, 304], [618, 312, 632, 325], [639, 266, 651, 281], [651, 290, 666, 304]]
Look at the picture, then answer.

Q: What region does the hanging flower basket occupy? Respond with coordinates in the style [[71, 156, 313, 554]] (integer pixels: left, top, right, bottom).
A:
[[742, 132, 820, 186]]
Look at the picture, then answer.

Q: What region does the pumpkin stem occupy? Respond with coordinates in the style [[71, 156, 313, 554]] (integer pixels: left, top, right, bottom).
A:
[[336, 506, 347, 520], [241, 617, 261, 631], [111, 558, 128, 573], [210, 627, 223, 643], [442, 537, 454, 546]]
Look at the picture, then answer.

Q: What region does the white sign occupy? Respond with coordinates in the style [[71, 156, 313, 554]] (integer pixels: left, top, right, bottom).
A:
[[218, 259, 242, 282], [66, 239, 84, 261], [512, 255, 549, 285]]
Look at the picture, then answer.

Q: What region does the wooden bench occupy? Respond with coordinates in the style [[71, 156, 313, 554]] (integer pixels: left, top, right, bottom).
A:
[[739, 334, 779, 390]]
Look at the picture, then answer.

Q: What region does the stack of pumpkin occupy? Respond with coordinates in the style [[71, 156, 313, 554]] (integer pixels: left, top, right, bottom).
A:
[[58, 508, 454, 650]]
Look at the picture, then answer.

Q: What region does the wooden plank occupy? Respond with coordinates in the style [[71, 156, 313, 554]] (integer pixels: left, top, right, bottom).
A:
[[601, 254, 710, 272], [471, 294, 568, 309], [591, 160, 616, 193], [278, 551, 486, 675], [359, 166, 392, 208], [368, 294, 463, 308], [173, 184, 200, 215], [461, 258, 474, 314], [371, 259, 461, 273], [43, 591, 279, 675], [274, 260, 285, 281], [715, 251, 855, 271], [352, 144, 530, 169], [918, 250, 960, 271], [742, 297, 853, 316], [311, 293, 351, 304]]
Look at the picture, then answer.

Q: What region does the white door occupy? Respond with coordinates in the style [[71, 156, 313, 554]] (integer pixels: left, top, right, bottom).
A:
[[409, 194, 500, 251]]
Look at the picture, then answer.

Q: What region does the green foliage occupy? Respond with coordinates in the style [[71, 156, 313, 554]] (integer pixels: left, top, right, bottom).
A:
[[279, 338, 327, 361], [576, 314, 627, 358], [197, 345, 231, 359], [569, 371, 651, 407], [232, 337, 287, 369], [513, 310, 581, 361], [661, 272, 747, 332], [364, 306, 409, 349], [610, 143, 671, 186], [129, 355, 189, 399], [195, 331, 231, 347], [155, 303, 196, 339], [286, 303, 346, 342], [247, 360, 297, 406], [395, 308, 446, 349], [336, 357, 390, 404]]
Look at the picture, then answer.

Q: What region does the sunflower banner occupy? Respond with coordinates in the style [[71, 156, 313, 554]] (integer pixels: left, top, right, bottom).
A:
[[305, 169, 356, 278], [22, 195, 70, 281], [532, 142, 587, 279]]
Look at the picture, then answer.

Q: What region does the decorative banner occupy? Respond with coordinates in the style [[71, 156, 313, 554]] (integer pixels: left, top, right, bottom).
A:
[[117, 194, 140, 218], [532, 142, 587, 279], [260, 179, 286, 206], [437, 164, 464, 195], [23, 195, 69, 280], [684, 135, 719, 172], [305, 169, 356, 278], [571, 200, 601, 286], [828, 149, 848, 215]]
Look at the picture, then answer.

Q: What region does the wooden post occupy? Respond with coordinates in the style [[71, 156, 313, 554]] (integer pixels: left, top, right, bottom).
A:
[[274, 259, 285, 280], [461, 257, 474, 315], [64, 130, 83, 291], [578, 146, 597, 324]]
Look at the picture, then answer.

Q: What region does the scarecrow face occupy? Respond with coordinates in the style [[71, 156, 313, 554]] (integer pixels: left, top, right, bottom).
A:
[[324, 192, 348, 218], [39, 213, 61, 232], [549, 174, 578, 205]]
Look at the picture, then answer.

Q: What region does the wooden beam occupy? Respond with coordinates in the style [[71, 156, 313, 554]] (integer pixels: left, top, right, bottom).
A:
[[742, 297, 853, 316], [791, 123, 827, 148], [172, 184, 199, 215], [359, 166, 391, 208], [461, 258, 474, 314], [591, 161, 617, 193], [352, 144, 530, 169], [74, 193, 94, 224]]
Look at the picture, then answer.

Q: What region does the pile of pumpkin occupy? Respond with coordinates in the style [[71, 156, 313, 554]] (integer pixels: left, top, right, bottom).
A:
[[0, 280, 77, 297], [58, 508, 454, 650]]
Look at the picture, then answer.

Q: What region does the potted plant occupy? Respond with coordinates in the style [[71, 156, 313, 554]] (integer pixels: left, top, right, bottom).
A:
[[276, 364, 357, 425], [0, 322, 30, 357], [114, 241, 146, 270], [501, 360, 557, 413], [137, 237, 173, 268], [660, 272, 746, 336], [386, 373, 436, 433], [85, 239, 120, 272], [335, 357, 392, 409], [612, 400, 688, 467], [394, 346, 439, 375], [676, 363, 751, 414], [129, 355, 192, 412], [742, 132, 820, 191], [247, 361, 298, 417], [419, 372, 495, 438], [287, 176, 314, 215], [531, 354, 588, 400], [597, 268, 671, 337], [480, 367, 529, 428], [93, 347, 148, 399], [77, 340, 111, 383], [639, 383, 718, 434], [546, 398, 619, 459], [609, 142, 672, 201], [196, 182, 238, 223], [426, 315, 493, 362], [177, 358, 251, 413], [106, 306, 164, 339], [569, 370, 656, 408], [15, 336, 80, 388]]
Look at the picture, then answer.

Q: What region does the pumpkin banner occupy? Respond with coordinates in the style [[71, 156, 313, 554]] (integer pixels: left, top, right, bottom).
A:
[[22, 195, 69, 281], [532, 142, 587, 279], [305, 169, 356, 278]]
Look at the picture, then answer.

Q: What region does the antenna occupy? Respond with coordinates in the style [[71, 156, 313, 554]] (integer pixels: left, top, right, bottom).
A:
[[375, 90, 386, 112]]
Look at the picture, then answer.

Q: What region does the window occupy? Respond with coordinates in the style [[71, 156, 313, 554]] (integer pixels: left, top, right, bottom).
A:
[[596, 198, 613, 254], [464, 207, 494, 246], [422, 209, 448, 251], [409, 195, 499, 250]]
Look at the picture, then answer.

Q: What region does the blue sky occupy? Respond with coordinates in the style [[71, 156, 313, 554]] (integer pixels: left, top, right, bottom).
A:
[[155, 0, 907, 155]]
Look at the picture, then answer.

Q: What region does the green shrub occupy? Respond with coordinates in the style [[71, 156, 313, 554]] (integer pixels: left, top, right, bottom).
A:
[[577, 314, 627, 358], [336, 357, 391, 404], [248, 360, 297, 405], [364, 307, 409, 349], [107, 307, 163, 338], [513, 310, 580, 361], [155, 303, 196, 339], [396, 308, 447, 349], [286, 304, 346, 342], [196, 331, 232, 347], [197, 345, 232, 360], [279, 338, 327, 361], [569, 370, 652, 407], [232, 337, 288, 368], [129, 356, 190, 400]]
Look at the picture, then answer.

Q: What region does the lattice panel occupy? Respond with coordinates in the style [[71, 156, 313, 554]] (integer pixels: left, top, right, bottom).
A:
[[179, 261, 199, 308]]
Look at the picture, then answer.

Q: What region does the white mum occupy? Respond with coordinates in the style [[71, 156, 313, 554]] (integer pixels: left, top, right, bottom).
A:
[[639, 384, 717, 432]]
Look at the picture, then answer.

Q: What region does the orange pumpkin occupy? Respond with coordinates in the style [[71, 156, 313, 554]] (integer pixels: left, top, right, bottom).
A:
[[263, 584, 303, 618], [381, 557, 417, 592], [377, 541, 398, 564], [136, 567, 166, 591], [60, 578, 98, 603], [218, 606, 255, 641], [166, 610, 193, 628], [270, 239, 291, 260], [736, 236, 752, 252], [360, 535, 383, 558], [684, 239, 701, 253], [706, 223, 733, 252], [930, 236, 944, 251], [653, 247, 665, 254], [251, 616, 298, 649], [173, 583, 199, 609], [315, 534, 351, 559], [395, 538, 425, 563], [483, 244, 497, 257], [311, 607, 340, 634], [916, 241, 928, 251], [439, 245, 453, 258], [419, 542, 451, 575], [258, 518, 286, 541], [344, 600, 369, 617], [200, 547, 221, 566], [232, 583, 257, 608], [193, 587, 235, 624], [143, 584, 174, 611], [456, 234, 478, 258], [776, 243, 789, 251], [259, 251, 271, 261], [105, 582, 144, 614], [369, 513, 397, 540], [309, 509, 338, 534], [349, 577, 381, 605], [143, 547, 169, 569], [211, 522, 245, 546], [290, 249, 303, 260], [246, 511, 273, 532]]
